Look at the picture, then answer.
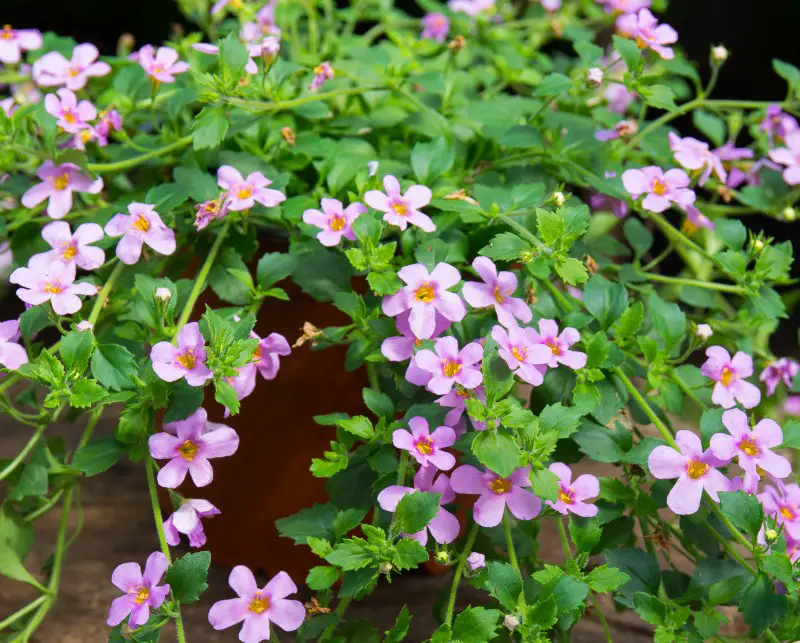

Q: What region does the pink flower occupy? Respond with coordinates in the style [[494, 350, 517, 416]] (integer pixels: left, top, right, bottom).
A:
[[44, 88, 96, 134], [597, 0, 651, 13], [760, 358, 799, 396], [217, 165, 286, 211], [107, 552, 170, 628], [587, 67, 603, 86], [66, 126, 100, 151], [668, 132, 727, 186], [491, 325, 550, 386], [21, 161, 103, 219], [466, 552, 486, 571], [700, 346, 761, 409], [193, 41, 270, 75], [759, 482, 800, 540], [681, 205, 714, 234], [309, 61, 333, 92], [252, 332, 291, 380], [462, 257, 532, 327], [136, 45, 190, 83], [413, 336, 483, 395], [605, 83, 637, 114], [760, 105, 798, 146], [208, 568, 305, 643], [769, 131, 800, 185], [541, 0, 561, 12], [588, 191, 629, 219], [194, 194, 230, 231], [148, 407, 239, 487], [32, 221, 105, 271], [224, 364, 258, 416], [150, 323, 213, 387], [164, 499, 221, 548], [382, 262, 465, 339], [0, 97, 15, 117], [392, 416, 456, 470], [241, 3, 281, 42], [530, 319, 587, 370], [105, 203, 176, 265], [421, 13, 450, 41], [622, 166, 695, 213], [710, 408, 791, 487], [546, 463, 599, 517], [451, 465, 541, 527], [448, 0, 495, 16], [648, 430, 730, 515], [382, 311, 451, 388], [617, 9, 678, 60], [10, 256, 96, 315], [786, 396, 800, 416], [377, 466, 460, 545], [0, 320, 28, 370], [0, 25, 42, 64], [436, 386, 489, 432], [33, 43, 111, 90], [302, 198, 365, 246], [595, 119, 638, 142], [364, 175, 435, 232], [95, 109, 123, 144]]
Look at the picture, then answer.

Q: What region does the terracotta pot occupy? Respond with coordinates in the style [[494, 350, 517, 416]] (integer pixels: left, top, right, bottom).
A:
[[198, 274, 367, 581]]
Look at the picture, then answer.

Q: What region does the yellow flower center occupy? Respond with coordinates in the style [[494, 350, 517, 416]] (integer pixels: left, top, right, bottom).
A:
[[682, 219, 698, 235], [780, 506, 796, 521], [63, 110, 76, 124], [313, 64, 327, 75], [414, 283, 435, 302], [237, 187, 253, 199], [1, 26, 13, 40], [231, 0, 243, 7], [391, 202, 408, 216], [443, 360, 462, 378], [329, 214, 346, 231], [720, 367, 734, 387], [652, 178, 667, 196], [177, 350, 196, 370], [490, 478, 511, 495], [178, 439, 198, 461], [493, 286, 506, 304], [152, 65, 165, 75], [545, 339, 561, 356], [558, 489, 574, 505], [132, 586, 150, 604], [511, 346, 526, 362], [414, 338, 422, 348], [43, 281, 63, 294], [416, 437, 434, 455], [635, 36, 647, 49], [249, 594, 269, 613], [67, 66, 81, 77], [133, 214, 151, 232], [739, 437, 759, 457], [687, 459, 708, 480], [61, 244, 77, 260], [253, 345, 262, 361], [80, 130, 93, 143], [455, 388, 471, 399], [53, 173, 70, 191]]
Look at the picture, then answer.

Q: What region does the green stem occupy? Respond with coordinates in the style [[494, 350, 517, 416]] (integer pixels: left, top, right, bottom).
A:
[[613, 367, 678, 449], [86, 136, 192, 174], [635, 271, 746, 294], [303, 0, 319, 54], [24, 489, 65, 523], [176, 219, 231, 329], [670, 373, 707, 409], [444, 522, 480, 627], [319, 596, 353, 641], [556, 516, 573, 564], [226, 84, 387, 112], [0, 425, 46, 482], [589, 593, 613, 643], [647, 211, 717, 266], [396, 451, 408, 486], [87, 261, 124, 326], [0, 595, 47, 632], [497, 213, 550, 253], [145, 455, 187, 643]]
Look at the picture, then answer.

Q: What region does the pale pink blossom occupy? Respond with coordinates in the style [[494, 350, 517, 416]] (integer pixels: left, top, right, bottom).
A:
[[136, 45, 190, 83], [668, 132, 727, 185], [760, 358, 799, 396], [105, 203, 176, 265], [529, 319, 587, 370], [546, 463, 599, 517], [462, 257, 531, 327], [44, 88, 96, 133], [622, 166, 695, 213], [0, 25, 42, 64], [33, 43, 111, 90], [392, 416, 456, 470], [9, 256, 96, 315], [21, 161, 103, 219], [413, 336, 483, 395], [617, 9, 678, 60], [32, 221, 105, 270], [450, 465, 541, 528], [164, 499, 220, 548], [302, 198, 365, 246], [364, 175, 435, 232], [701, 346, 761, 409], [217, 165, 286, 211]]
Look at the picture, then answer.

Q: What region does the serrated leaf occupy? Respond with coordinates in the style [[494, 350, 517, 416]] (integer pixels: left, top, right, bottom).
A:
[[165, 551, 211, 603]]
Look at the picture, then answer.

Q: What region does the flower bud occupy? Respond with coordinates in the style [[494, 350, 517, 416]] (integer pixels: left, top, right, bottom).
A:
[[367, 161, 379, 177], [434, 550, 451, 565], [551, 191, 566, 206], [503, 615, 520, 631], [765, 528, 778, 542], [752, 239, 765, 253], [261, 36, 280, 67], [155, 287, 172, 303], [587, 67, 603, 87], [696, 324, 713, 341], [466, 552, 486, 571], [378, 561, 393, 575], [281, 127, 296, 146], [783, 206, 796, 222], [76, 321, 94, 332], [711, 45, 729, 63], [448, 35, 466, 52]]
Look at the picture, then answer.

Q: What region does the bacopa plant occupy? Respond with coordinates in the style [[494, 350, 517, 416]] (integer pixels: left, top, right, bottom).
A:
[[1, 0, 800, 641]]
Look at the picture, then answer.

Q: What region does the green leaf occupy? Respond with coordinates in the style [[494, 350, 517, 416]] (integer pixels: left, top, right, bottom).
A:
[[19, 306, 51, 342], [333, 508, 368, 540], [573, 422, 624, 462], [164, 381, 205, 423], [367, 271, 403, 295], [640, 84, 677, 110], [535, 73, 573, 97], [634, 592, 667, 625], [472, 430, 521, 477], [165, 551, 211, 603], [214, 379, 240, 415], [173, 166, 218, 201], [692, 110, 726, 148], [60, 330, 95, 375], [452, 607, 500, 643], [293, 247, 354, 302], [742, 574, 788, 633], [648, 293, 686, 352], [392, 538, 429, 570], [485, 562, 522, 610], [72, 437, 125, 476], [718, 490, 764, 539], [276, 504, 337, 543], [479, 232, 530, 261], [219, 31, 250, 78], [69, 378, 107, 408], [482, 339, 515, 404], [623, 218, 654, 259], [715, 218, 747, 250], [192, 106, 229, 150], [530, 467, 560, 502], [383, 606, 412, 643], [613, 301, 644, 339], [306, 565, 340, 590], [584, 275, 628, 330], [411, 136, 454, 183], [208, 248, 251, 305], [570, 516, 602, 553], [539, 403, 582, 438], [0, 510, 41, 590], [773, 59, 800, 94], [394, 491, 440, 534], [257, 252, 296, 289], [555, 257, 589, 285], [586, 565, 630, 592], [337, 415, 374, 441], [612, 35, 642, 71], [362, 388, 394, 418], [90, 343, 137, 391]]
